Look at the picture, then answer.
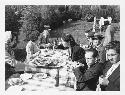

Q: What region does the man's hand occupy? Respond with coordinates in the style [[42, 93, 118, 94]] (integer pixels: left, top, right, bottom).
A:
[[72, 61, 84, 68], [99, 76, 109, 86]]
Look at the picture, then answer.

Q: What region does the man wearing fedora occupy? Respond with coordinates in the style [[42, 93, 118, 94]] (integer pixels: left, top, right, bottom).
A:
[[92, 24, 112, 63], [43, 25, 51, 44], [38, 25, 51, 48], [82, 29, 95, 49]]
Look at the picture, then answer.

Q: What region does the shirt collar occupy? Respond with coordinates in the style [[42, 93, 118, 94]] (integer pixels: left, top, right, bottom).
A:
[[112, 61, 120, 67], [96, 43, 102, 48], [88, 62, 97, 68]]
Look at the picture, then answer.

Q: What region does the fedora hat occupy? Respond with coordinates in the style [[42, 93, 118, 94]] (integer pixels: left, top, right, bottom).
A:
[[87, 32, 95, 38], [92, 33, 104, 40]]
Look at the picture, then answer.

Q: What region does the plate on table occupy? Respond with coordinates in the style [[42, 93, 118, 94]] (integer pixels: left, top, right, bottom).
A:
[[20, 73, 33, 81], [8, 78, 23, 86], [33, 73, 48, 80]]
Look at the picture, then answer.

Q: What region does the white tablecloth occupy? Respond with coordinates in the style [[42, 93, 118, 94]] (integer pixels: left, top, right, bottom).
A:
[[6, 49, 76, 92], [6, 75, 75, 91]]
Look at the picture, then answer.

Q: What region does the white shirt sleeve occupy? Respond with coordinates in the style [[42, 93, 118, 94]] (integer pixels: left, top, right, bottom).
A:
[[26, 41, 32, 62], [105, 62, 120, 79], [103, 25, 112, 46]]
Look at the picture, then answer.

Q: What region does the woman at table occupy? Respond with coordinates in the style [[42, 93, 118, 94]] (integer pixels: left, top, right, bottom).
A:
[[73, 48, 103, 91], [61, 33, 86, 65], [26, 35, 41, 63]]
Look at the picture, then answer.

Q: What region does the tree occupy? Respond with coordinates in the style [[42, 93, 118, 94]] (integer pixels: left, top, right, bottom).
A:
[[68, 5, 82, 21], [5, 5, 22, 47], [90, 5, 120, 22], [5, 6, 21, 32], [19, 5, 41, 41]]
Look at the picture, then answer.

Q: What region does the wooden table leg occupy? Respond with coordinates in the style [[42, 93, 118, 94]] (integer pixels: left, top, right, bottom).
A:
[[55, 69, 59, 87]]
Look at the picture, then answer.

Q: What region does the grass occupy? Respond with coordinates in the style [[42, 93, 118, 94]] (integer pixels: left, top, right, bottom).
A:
[[50, 20, 120, 45]]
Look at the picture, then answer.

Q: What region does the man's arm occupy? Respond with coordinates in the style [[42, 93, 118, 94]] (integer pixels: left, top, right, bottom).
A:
[[74, 66, 98, 82], [26, 43, 32, 62], [103, 25, 112, 46]]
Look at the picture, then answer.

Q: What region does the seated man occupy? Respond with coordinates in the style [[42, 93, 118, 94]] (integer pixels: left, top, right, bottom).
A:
[[92, 34, 106, 63], [83, 29, 95, 49], [73, 48, 103, 91], [91, 24, 112, 63], [99, 41, 120, 91]]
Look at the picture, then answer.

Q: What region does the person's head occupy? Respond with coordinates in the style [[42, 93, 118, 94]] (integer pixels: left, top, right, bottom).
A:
[[105, 41, 120, 64], [85, 48, 98, 67], [61, 33, 76, 47], [85, 28, 93, 37], [92, 34, 104, 47], [29, 31, 39, 42], [92, 38, 100, 47], [87, 37, 93, 44]]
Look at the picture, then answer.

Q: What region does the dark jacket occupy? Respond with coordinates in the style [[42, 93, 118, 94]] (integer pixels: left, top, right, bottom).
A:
[[70, 45, 86, 65], [92, 44, 106, 63], [74, 63, 103, 91], [5, 63, 15, 80], [101, 61, 120, 91], [97, 44, 106, 63]]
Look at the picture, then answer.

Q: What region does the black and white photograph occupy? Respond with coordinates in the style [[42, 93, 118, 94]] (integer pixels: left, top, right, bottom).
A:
[[3, 2, 122, 94]]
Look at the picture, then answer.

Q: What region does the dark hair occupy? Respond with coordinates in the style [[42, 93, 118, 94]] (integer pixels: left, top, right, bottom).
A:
[[62, 33, 77, 47], [85, 28, 93, 33], [92, 34, 104, 41], [85, 48, 99, 58], [28, 30, 40, 42], [104, 21, 110, 26], [105, 40, 120, 54]]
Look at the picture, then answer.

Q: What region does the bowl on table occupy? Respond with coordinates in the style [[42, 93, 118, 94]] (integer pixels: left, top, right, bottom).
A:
[[33, 73, 48, 80], [8, 78, 23, 86], [20, 73, 33, 81]]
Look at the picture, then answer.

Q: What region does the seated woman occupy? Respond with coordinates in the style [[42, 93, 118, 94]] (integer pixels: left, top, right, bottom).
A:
[[61, 33, 86, 65], [99, 41, 120, 91], [26, 36, 41, 63], [5, 31, 17, 80], [73, 48, 103, 91]]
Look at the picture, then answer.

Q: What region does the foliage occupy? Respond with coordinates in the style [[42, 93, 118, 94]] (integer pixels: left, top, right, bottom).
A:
[[5, 5, 22, 43], [19, 5, 42, 41], [68, 5, 82, 21], [6, 5, 120, 43], [90, 5, 120, 22], [81, 5, 92, 19]]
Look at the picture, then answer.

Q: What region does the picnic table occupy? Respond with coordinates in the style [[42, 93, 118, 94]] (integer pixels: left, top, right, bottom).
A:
[[6, 49, 76, 91]]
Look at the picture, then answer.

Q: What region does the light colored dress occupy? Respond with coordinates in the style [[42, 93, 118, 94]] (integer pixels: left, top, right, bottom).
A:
[[26, 40, 40, 62]]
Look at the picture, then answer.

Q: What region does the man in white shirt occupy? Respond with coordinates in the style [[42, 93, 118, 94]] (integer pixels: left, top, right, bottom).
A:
[[42, 25, 51, 44], [99, 41, 120, 91]]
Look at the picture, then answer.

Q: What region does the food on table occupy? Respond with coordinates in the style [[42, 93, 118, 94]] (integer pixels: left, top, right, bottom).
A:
[[20, 73, 33, 81], [33, 73, 47, 80], [28, 50, 69, 67], [8, 78, 23, 86]]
